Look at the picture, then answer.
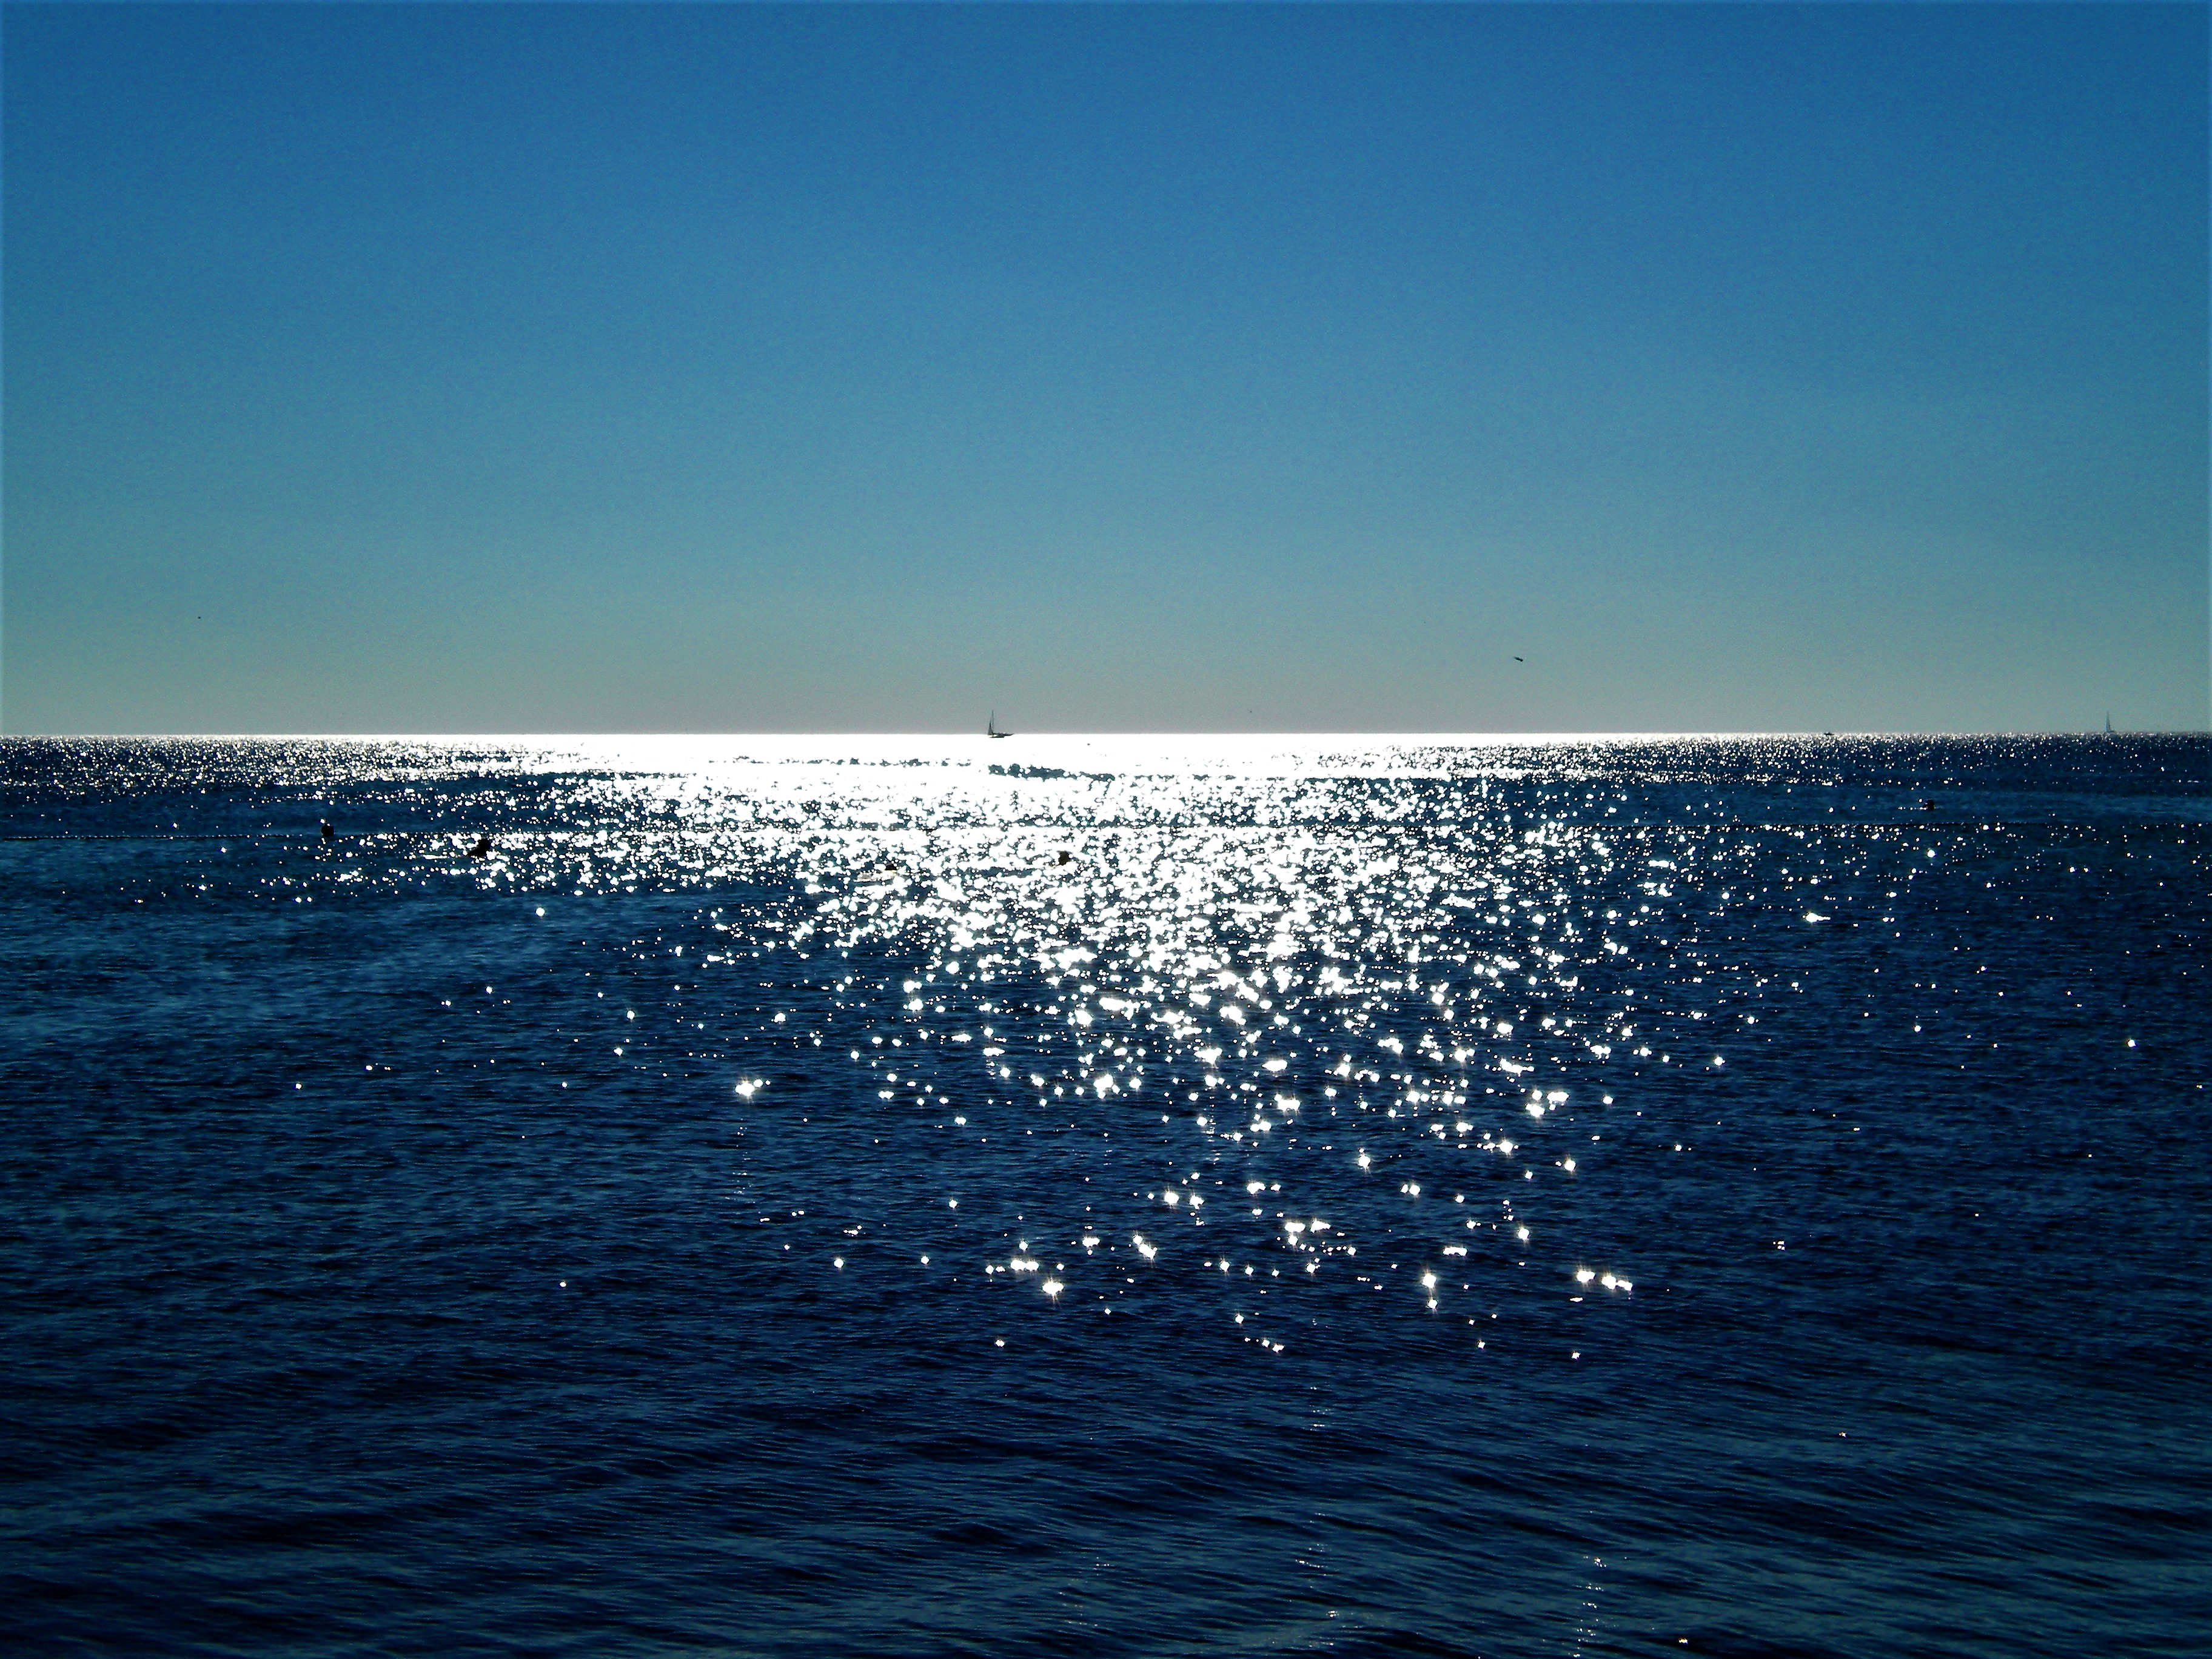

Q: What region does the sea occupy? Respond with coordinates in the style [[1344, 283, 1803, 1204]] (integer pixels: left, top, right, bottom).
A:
[[2, 733, 2205, 1658]]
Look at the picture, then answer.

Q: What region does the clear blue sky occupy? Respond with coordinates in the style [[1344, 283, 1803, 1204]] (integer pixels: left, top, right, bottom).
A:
[[4, 3, 2204, 734]]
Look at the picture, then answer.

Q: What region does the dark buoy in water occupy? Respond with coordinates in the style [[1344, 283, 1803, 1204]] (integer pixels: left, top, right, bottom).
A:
[[468, 834, 494, 859], [1056, 850, 1073, 866], [320, 820, 334, 842]]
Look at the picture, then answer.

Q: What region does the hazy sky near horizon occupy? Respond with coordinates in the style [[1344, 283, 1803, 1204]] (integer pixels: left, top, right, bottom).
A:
[[4, 3, 2205, 734]]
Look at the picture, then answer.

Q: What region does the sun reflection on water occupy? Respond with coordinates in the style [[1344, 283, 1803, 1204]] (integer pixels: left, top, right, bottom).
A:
[[226, 732, 2059, 1361]]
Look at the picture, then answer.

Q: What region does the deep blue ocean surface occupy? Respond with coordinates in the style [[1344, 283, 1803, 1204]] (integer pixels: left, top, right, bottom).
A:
[[3, 734, 2205, 1657]]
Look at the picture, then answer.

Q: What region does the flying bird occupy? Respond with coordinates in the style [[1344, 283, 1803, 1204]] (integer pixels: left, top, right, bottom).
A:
[[1513, 656, 1524, 663]]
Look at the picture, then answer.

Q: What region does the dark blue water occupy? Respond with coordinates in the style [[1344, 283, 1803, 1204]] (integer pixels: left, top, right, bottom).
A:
[[4, 734, 2205, 1657]]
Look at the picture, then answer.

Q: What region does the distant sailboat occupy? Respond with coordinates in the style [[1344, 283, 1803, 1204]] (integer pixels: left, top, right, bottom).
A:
[[2105, 712, 2114, 735], [988, 710, 1013, 739]]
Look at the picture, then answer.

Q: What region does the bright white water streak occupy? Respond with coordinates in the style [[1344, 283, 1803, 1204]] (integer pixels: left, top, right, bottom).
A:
[[296, 734, 2031, 1355]]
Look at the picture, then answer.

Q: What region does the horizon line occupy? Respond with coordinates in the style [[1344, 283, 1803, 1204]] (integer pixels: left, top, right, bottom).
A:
[[2, 728, 2203, 742]]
